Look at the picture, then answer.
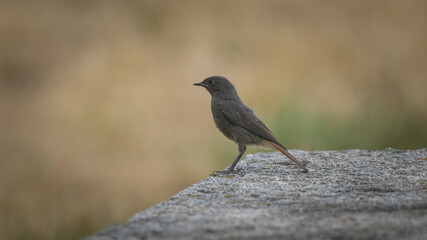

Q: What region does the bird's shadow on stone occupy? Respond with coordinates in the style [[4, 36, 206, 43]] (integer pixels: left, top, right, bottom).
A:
[[271, 159, 310, 167]]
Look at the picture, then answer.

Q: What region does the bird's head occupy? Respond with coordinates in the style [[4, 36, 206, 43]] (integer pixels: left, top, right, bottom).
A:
[[193, 76, 238, 99]]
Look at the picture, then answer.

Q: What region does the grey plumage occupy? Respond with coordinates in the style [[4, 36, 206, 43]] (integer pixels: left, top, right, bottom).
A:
[[194, 76, 308, 172]]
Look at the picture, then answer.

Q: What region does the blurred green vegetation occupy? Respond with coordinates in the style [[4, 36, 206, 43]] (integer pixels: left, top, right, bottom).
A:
[[271, 103, 427, 150], [0, 0, 426, 239]]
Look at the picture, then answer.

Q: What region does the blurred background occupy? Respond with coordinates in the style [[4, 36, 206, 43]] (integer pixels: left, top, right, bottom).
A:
[[1, 0, 426, 239]]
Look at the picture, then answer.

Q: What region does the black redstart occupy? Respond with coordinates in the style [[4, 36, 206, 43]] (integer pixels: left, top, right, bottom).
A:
[[194, 76, 308, 173]]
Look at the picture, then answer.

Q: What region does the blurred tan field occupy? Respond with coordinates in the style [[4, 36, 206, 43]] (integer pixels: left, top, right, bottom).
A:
[[1, 0, 426, 239]]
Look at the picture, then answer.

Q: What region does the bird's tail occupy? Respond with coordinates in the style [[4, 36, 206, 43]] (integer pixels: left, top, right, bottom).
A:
[[269, 141, 309, 172]]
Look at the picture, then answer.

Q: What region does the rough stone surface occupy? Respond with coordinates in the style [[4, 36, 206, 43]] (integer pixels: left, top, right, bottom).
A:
[[85, 148, 427, 240]]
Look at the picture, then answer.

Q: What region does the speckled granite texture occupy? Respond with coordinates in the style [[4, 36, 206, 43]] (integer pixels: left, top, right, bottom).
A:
[[85, 148, 427, 240]]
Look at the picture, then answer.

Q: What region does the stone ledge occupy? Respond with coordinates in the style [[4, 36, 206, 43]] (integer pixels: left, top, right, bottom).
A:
[[85, 148, 427, 240]]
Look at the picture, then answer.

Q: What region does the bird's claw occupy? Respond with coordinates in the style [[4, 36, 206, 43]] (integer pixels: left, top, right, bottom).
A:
[[210, 168, 246, 177]]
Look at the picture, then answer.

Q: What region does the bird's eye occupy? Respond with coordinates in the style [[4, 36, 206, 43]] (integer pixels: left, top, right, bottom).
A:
[[208, 79, 214, 85]]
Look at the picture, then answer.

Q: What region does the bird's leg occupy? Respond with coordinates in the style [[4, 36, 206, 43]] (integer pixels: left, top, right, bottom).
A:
[[228, 144, 246, 172], [210, 144, 246, 177]]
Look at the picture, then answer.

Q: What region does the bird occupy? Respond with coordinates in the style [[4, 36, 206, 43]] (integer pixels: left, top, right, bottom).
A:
[[194, 76, 308, 173]]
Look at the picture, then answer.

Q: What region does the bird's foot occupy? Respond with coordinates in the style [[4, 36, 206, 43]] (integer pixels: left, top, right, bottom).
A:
[[210, 168, 246, 177], [209, 170, 229, 177]]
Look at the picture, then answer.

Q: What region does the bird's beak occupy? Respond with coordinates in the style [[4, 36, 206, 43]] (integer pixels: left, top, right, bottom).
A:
[[193, 82, 205, 87]]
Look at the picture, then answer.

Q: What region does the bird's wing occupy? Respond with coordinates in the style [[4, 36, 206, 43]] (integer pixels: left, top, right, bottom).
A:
[[220, 101, 279, 144]]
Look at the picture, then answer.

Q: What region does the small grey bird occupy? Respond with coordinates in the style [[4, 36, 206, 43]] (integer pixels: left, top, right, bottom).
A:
[[194, 76, 308, 173]]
